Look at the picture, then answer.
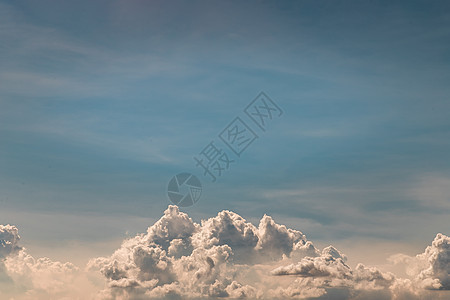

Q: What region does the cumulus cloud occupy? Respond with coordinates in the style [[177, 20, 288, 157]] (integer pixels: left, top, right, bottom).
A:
[[189, 209, 311, 263], [271, 246, 351, 278], [269, 244, 396, 299], [88, 206, 449, 299], [1, 207, 449, 299], [268, 233, 449, 300], [416, 233, 450, 290], [0, 224, 94, 299], [87, 206, 320, 299], [390, 232, 450, 292], [0, 225, 21, 258]]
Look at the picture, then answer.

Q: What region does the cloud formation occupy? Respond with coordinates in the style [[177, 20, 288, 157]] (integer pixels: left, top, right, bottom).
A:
[[0, 225, 94, 299], [1, 208, 449, 299], [87, 206, 449, 299], [0, 225, 21, 258], [390, 232, 450, 292]]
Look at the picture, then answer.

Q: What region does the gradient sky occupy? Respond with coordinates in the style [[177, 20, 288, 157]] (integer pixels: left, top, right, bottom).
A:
[[1, 0, 450, 267]]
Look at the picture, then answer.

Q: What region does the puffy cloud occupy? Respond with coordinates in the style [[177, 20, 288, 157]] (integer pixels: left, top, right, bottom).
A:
[[191, 209, 259, 262], [87, 206, 254, 298], [190, 209, 314, 264], [0, 225, 21, 258], [88, 206, 450, 299], [271, 246, 352, 278], [146, 205, 198, 253], [270, 245, 396, 299], [1, 207, 449, 299], [256, 214, 308, 261], [416, 233, 450, 290], [4, 249, 79, 296], [269, 233, 449, 299], [88, 206, 319, 298], [0, 224, 95, 300], [390, 233, 450, 291], [291, 241, 320, 260]]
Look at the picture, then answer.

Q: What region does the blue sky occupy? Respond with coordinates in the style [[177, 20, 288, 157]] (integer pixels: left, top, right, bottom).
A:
[[1, 0, 450, 264]]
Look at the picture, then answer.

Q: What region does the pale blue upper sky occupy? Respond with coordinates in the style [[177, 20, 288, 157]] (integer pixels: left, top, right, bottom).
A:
[[0, 0, 449, 257]]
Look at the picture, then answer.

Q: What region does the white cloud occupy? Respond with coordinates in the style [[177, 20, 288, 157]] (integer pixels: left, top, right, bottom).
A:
[[87, 206, 319, 299], [390, 233, 450, 291], [4, 250, 79, 297], [0, 225, 21, 258], [0, 225, 95, 299], [1, 207, 449, 299], [87, 206, 449, 299], [271, 246, 351, 278], [416, 233, 450, 290]]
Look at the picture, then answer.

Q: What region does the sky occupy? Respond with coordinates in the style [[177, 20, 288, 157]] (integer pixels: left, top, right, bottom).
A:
[[0, 0, 449, 299]]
